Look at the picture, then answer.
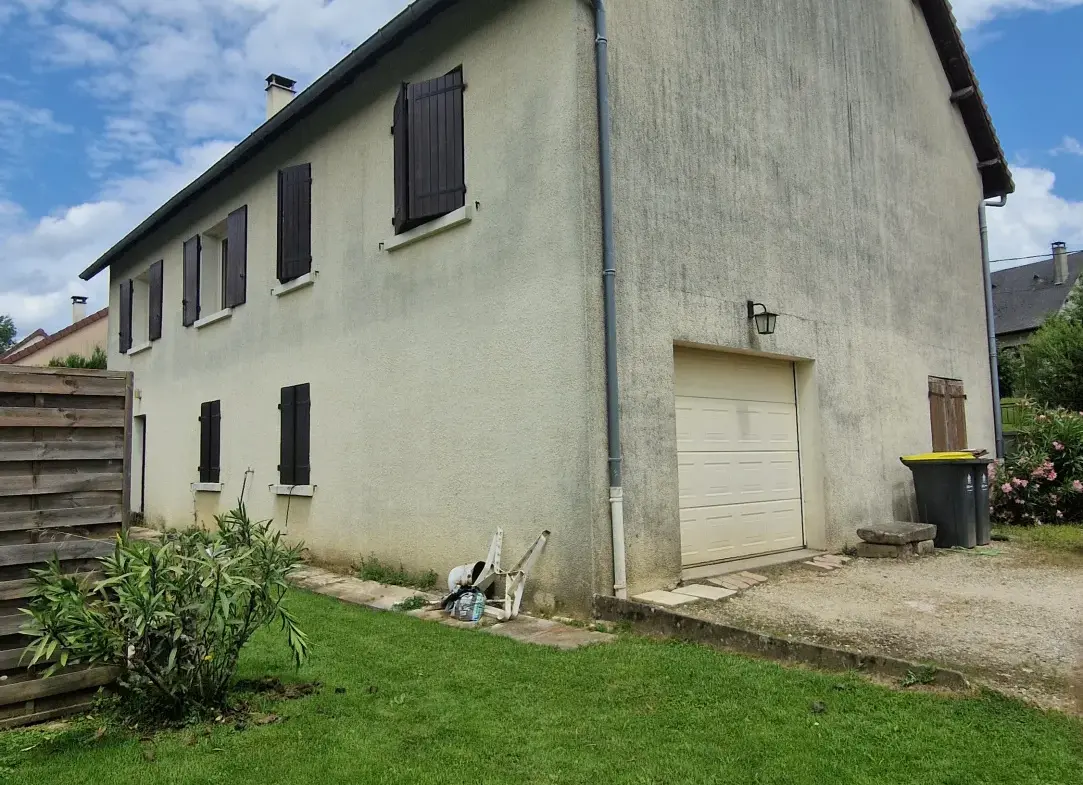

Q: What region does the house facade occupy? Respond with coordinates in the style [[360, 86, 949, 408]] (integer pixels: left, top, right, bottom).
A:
[[84, 0, 1011, 611]]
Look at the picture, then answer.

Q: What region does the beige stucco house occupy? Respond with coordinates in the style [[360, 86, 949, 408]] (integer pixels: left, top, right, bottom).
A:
[[82, 0, 1012, 612], [1, 298, 108, 367]]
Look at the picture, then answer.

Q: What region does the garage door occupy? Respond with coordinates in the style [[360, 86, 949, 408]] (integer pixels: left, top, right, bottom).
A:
[[674, 349, 804, 567]]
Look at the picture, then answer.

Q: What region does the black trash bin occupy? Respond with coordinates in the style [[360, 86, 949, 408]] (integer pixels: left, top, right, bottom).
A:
[[900, 454, 994, 549]]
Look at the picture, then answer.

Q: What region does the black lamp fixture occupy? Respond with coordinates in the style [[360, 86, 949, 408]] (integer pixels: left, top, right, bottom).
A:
[[746, 301, 778, 336]]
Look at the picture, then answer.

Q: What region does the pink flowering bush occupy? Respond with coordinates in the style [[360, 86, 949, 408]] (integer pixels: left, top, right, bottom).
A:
[[991, 402, 1083, 525]]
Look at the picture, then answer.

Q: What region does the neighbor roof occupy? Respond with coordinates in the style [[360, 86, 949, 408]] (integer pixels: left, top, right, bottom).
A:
[[1, 329, 47, 360], [991, 253, 1083, 336], [0, 308, 108, 365], [79, 0, 1014, 282]]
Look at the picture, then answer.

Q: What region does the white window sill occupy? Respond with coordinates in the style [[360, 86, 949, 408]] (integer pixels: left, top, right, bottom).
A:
[[271, 484, 316, 497], [192, 482, 224, 493], [384, 204, 474, 252], [127, 341, 152, 357], [272, 272, 316, 297], [194, 308, 233, 329]]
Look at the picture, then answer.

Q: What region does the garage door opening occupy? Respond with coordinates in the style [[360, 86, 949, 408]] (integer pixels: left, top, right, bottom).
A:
[[674, 348, 804, 567]]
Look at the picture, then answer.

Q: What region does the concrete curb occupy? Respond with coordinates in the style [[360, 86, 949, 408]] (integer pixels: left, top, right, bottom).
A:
[[593, 595, 971, 691]]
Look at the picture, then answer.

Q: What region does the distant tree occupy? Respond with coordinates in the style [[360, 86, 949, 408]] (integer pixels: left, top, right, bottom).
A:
[[1019, 314, 1083, 410], [0, 315, 15, 354], [48, 346, 107, 369]]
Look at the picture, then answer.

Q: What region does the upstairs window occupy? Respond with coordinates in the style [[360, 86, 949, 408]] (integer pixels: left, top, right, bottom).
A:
[[277, 164, 312, 283], [183, 205, 248, 325], [279, 383, 311, 486], [393, 67, 466, 234], [119, 261, 162, 352], [198, 400, 221, 483]]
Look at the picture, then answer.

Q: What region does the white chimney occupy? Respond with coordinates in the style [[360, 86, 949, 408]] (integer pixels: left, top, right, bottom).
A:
[[265, 74, 296, 120], [1053, 241, 1069, 286], [71, 295, 87, 324]]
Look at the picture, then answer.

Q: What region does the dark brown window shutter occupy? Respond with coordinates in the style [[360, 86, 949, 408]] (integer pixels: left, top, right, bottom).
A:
[[182, 235, 201, 326], [294, 384, 311, 485], [148, 260, 163, 341], [394, 68, 466, 234], [224, 205, 248, 307], [929, 377, 967, 451], [199, 401, 211, 483], [277, 164, 312, 284], [119, 279, 133, 353], [929, 377, 948, 452], [393, 83, 410, 233], [279, 385, 297, 485], [209, 400, 221, 483]]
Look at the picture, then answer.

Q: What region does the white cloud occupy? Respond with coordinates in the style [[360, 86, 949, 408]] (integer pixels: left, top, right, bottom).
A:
[[0, 141, 233, 334], [987, 166, 1083, 265], [952, 0, 1083, 29], [1050, 136, 1083, 157], [0, 0, 410, 336]]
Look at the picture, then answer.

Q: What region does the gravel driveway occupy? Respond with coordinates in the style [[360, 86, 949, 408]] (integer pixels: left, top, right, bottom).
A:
[[684, 542, 1083, 712]]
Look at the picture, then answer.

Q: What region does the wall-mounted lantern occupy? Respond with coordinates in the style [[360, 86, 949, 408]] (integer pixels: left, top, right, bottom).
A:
[[746, 301, 778, 336]]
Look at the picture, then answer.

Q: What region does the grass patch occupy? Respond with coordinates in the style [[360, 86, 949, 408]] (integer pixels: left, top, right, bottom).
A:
[[993, 525, 1083, 566], [356, 556, 437, 590], [1, 590, 1080, 784]]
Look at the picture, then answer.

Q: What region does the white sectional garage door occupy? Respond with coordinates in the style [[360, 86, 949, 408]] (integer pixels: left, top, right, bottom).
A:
[[674, 349, 804, 567]]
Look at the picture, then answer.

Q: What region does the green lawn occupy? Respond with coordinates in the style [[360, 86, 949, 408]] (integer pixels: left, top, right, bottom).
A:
[[994, 524, 1083, 566], [1, 590, 1080, 785]]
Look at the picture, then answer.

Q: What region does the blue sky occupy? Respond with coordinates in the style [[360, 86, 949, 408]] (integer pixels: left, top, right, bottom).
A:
[[0, 0, 1082, 336]]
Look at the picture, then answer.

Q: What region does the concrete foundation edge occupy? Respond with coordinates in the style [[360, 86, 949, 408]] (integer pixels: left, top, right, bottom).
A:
[[592, 595, 971, 691]]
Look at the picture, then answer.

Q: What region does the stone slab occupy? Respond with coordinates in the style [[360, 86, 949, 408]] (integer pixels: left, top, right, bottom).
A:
[[857, 521, 937, 545], [855, 542, 915, 559], [710, 577, 751, 591], [813, 554, 847, 566], [804, 561, 836, 570], [487, 616, 614, 650], [915, 539, 935, 555], [737, 572, 768, 583], [672, 584, 737, 601], [633, 590, 699, 607]]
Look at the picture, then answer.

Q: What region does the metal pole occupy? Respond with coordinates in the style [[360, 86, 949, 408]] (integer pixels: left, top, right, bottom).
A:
[[594, 0, 626, 598], [980, 195, 1008, 458]]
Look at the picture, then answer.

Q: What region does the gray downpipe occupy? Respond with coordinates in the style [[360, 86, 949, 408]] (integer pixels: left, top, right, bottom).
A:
[[980, 195, 1008, 459], [594, 0, 627, 599]]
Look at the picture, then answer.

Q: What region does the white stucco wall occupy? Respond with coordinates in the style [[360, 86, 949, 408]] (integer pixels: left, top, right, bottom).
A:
[[594, 0, 996, 593], [108, 0, 603, 612]]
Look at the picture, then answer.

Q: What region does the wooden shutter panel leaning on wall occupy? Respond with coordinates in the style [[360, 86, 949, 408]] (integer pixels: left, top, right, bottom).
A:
[[182, 235, 201, 326], [394, 67, 466, 233], [277, 165, 312, 284], [119, 279, 133, 353], [148, 260, 163, 341], [225, 206, 248, 308]]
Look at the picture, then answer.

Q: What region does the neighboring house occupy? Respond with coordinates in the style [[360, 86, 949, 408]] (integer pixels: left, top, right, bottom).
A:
[[992, 242, 1083, 348], [81, 0, 1012, 611], [1, 298, 108, 366]]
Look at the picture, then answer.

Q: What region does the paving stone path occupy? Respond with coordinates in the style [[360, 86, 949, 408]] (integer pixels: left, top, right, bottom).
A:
[[291, 565, 614, 650]]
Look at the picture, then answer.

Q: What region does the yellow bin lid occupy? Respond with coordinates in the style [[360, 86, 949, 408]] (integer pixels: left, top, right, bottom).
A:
[[901, 452, 977, 462]]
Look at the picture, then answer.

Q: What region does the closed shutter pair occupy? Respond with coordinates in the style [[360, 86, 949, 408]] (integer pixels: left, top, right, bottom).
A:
[[183, 206, 248, 327], [118, 260, 164, 354], [279, 384, 311, 485], [393, 67, 466, 234]]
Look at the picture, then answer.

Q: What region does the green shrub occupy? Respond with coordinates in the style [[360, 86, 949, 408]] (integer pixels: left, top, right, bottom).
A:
[[23, 501, 308, 721], [48, 346, 107, 369], [357, 556, 437, 590], [1016, 315, 1083, 410], [990, 402, 1083, 525]]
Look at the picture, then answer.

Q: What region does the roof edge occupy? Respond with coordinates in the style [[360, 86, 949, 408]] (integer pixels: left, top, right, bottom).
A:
[[80, 0, 462, 281], [82, 0, 1013, 281]]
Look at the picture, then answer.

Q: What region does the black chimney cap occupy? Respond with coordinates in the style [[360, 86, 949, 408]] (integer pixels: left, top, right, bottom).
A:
[[265, 74, 296, 90]]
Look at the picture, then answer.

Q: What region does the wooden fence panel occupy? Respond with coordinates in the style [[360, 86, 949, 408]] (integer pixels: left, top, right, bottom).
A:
[[0, 366, 132, 728]]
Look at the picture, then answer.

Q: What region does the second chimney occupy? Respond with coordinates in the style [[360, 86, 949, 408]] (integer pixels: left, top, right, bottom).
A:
[[71, 295, 87, 324], [1053, 241, 1069, 285], [265, 74, 296, 120]]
